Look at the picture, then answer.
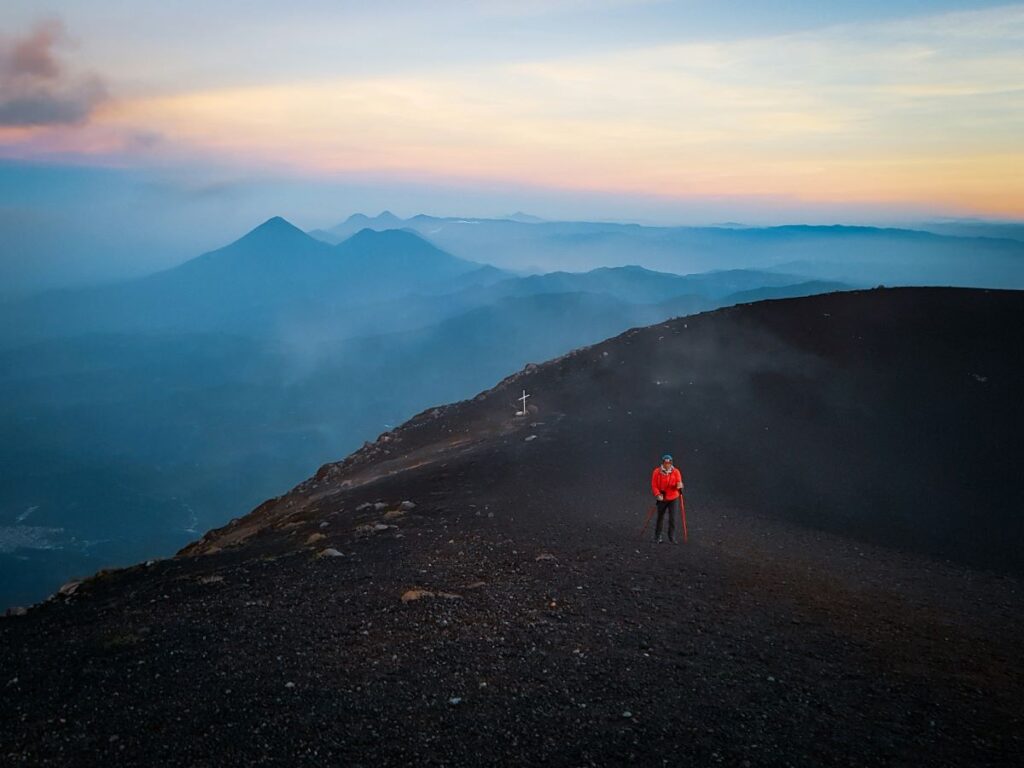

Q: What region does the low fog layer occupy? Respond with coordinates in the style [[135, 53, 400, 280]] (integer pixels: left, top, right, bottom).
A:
[[315, 212, 1024, 287], [1, 213, 1021, 608]]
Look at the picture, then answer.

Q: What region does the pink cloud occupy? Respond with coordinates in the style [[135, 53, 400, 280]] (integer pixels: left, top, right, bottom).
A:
[[0, 19, 108, 127], [10, 19, 63, 79]]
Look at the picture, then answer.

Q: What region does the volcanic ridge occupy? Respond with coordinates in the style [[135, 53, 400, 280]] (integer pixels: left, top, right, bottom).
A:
[[2, 287, 1022, 766]]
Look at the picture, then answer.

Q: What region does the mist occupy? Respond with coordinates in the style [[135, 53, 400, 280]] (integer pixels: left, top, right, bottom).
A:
[[2, 203, 1023, 609], [5, 159, 1009, 298]]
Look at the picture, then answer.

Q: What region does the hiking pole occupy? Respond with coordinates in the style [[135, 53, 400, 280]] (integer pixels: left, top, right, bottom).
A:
[[680, 494, 688, 544], [639, 505, 656, 538]]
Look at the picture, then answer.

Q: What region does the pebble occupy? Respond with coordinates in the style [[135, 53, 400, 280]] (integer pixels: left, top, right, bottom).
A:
[[401, 589, 434, 602], [402, 589, 462, 603]]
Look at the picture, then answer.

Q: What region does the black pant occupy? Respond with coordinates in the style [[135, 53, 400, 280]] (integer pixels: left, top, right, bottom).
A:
[[655, 497, 679, 539]]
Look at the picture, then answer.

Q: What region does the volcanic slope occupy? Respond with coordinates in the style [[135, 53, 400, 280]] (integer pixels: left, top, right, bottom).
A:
[[2, 287, 1023, 767]]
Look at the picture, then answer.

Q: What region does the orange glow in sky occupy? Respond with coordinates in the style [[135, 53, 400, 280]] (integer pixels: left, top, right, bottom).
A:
[[2, 2, 1023, 219]]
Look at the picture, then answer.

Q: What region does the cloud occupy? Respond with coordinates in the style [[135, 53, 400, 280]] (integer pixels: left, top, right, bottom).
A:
[[10, 19, 62, 79], [4, 5, 1022, 219], [0, 19, 108, 127], [101, 0, 1024, 213], [473, 0, 656, 17]]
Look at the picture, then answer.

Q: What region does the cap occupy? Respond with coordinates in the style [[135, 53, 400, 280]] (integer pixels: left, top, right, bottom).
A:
[[661, 454, 673, 462]]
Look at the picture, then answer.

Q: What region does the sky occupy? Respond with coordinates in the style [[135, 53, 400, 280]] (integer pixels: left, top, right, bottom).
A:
[[1, 1, 1023, 292]]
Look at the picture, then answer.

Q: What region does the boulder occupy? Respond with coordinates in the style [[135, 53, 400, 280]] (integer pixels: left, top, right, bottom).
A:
[[58, 580, 82, 597]]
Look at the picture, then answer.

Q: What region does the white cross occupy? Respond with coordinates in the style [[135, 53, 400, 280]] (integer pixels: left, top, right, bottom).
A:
[[516, 389, 530, 416]]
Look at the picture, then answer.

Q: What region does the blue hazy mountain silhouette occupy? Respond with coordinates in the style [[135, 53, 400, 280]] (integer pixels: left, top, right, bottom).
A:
[[504, 211, 545, 223], [4, 210, 999, 610], [313, 214, 1024, 288], [150, 218, 480, 304], [0, 219, 482, 345]]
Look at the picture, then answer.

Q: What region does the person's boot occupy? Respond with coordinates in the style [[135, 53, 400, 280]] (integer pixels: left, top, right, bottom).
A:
[[668, 533, 678, 544], [656, 534, 664, 544]]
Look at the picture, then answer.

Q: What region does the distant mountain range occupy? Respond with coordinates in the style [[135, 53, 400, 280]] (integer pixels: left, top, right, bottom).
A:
[[309, 212, 1024, 288], [0, 217, 857, 350], [2, 209, 1018, 609], [0, 218, 486, 347], [910, 220, 1024, 242]]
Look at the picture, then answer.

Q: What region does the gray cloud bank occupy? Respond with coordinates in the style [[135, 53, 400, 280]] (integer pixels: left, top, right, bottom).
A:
[[0, 19, 108, 127]]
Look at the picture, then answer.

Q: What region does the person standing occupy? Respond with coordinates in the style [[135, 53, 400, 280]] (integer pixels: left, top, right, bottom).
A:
[[651, 454, 684, 544]]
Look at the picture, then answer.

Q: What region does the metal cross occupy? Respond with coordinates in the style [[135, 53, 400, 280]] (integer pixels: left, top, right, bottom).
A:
[[516, 389, 530, 416]]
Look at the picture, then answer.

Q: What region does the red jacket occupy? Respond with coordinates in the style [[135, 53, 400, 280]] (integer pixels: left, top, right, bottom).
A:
[[651, 466, 683, 501]]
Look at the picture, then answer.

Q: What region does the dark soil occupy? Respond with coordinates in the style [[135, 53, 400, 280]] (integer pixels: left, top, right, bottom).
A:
[[2, 288, 1022, 766]]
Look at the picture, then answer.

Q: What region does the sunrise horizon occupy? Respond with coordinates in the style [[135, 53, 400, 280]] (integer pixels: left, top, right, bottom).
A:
[[2, 1, 1023, 292]]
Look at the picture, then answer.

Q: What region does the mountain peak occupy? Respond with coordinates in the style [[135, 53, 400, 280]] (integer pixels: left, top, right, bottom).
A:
[[173, 216, 322, 273], [241, 215, 307, 240], [505, 211, 544, 223], [344, 227, 428, 246], [336, 227, 478, 274], [335, 211, 402, 232], [376, 210, 402, 224], [258, 215, 292, 229]]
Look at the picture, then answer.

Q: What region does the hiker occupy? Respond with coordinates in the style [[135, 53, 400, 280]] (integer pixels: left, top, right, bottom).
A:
[[651, 454, 684, 544]]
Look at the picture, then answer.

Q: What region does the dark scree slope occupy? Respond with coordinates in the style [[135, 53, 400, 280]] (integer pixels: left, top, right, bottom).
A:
[[2, 287, 1022, 767]]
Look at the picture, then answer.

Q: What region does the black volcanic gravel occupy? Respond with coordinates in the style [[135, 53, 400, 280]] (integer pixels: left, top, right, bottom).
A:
[[2, 288, 1022, 767]]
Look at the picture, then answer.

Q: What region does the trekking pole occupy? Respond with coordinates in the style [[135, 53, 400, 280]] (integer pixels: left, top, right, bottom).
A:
[[639, 505, 656, 538], [680, 494, 688, 544]]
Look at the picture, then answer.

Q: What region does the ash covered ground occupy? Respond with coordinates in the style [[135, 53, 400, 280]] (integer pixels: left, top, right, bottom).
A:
[[2, 288, 1022, 766]]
